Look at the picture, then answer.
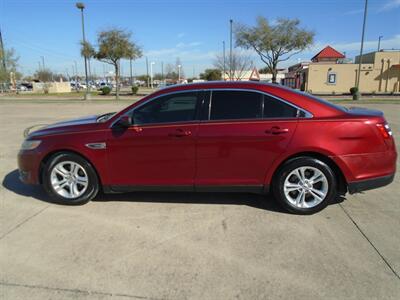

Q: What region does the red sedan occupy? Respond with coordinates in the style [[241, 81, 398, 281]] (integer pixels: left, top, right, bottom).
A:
[[18, 82, 397, 214]]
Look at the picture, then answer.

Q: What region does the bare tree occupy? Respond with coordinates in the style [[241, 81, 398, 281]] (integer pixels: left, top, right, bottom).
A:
[[235, 17, 314, 83], [34, 69, 54, 82], [165, 63, 178, 80], [213, 50, 252, 81]]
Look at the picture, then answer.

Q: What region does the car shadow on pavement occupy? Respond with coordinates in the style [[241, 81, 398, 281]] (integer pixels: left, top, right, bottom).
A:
[[3, 169, 345, 214]]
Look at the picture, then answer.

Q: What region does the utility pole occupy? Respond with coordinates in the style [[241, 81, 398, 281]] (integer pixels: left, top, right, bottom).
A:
[[41, 56, 45, 70], [356, 0, 368, 93], [76, 2, 90, 99], [223, 40, 226, 81], [146, 56, 149, 87], [378, 35, 383, 51], [161, 61, 164, 82], [229, 19, 233, 81], [0, 27, 6, 71]]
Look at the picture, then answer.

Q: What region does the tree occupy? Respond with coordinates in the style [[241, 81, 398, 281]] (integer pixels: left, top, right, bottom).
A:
[[0, 47, 20, 88], [34, 69, 54, 82], [165, 63, 178, 80], [88, 28, 142, 99], [213, 50, 252, 80], [200, 69, 222, 81], [235, 17, 314, 83]]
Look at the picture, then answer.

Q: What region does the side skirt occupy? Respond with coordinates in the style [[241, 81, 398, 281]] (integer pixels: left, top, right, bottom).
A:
[[103, 185, 269, 194]]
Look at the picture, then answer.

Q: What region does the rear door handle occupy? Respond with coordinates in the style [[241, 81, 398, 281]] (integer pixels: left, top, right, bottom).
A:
[[168, 129, 192, 137], [265, 127, 289, 135]]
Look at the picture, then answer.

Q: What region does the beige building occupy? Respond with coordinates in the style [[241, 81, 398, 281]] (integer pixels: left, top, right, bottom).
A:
[[32, 81, 71, 93], [284, 46, 400, 94]]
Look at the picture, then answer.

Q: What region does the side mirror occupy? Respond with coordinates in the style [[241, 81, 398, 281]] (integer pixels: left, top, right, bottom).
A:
[[116, 115, 132, 127]]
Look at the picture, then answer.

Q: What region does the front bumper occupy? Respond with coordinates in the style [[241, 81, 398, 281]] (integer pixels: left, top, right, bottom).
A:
[[348, 173, 395, 194], [18, 150, 42, 184]]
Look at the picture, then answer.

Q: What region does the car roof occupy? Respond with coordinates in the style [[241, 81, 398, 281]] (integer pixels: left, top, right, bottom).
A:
[[108, 81, 346, 123]]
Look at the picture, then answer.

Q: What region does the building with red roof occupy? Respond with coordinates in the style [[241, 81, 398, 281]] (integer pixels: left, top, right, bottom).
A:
[[311, 46, 345, 63], [283, 46, 399, 94]]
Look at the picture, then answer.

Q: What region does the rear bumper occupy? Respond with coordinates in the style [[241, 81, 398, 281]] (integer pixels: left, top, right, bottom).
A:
[[348, 173, 395, 194], [331, 150, 397, 182]]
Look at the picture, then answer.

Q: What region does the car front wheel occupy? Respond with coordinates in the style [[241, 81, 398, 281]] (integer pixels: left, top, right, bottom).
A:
[[273, 157, 337, 214], [42, 152, 99, 205]]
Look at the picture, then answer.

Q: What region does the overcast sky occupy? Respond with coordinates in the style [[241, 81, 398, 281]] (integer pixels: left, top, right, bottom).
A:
[[1, 0, 400, 77]]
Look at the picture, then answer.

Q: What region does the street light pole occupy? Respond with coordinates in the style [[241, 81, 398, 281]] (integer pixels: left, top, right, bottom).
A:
[[145, 56, 149, 87], [150, 62, 155, 88], [223, 41, 226, 81], [356, 0, 368, 94], [378, 35, 383, 51], [229, 19, 233, 81], [129, 57, 133, 85], [76, 2, 90, 100], [74, 60, 78, 92]]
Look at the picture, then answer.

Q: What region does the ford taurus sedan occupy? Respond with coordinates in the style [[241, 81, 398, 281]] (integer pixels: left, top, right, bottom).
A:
[[18, 82, 397, 214]]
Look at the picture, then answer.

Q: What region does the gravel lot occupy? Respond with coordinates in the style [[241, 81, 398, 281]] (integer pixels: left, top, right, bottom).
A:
[[1, 101, 399, 299]]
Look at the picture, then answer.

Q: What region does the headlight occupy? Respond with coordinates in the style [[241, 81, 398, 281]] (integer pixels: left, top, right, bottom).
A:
[[20, 140, 42, 150]]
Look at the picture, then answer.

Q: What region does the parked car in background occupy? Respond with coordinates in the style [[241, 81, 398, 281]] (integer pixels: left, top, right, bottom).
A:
[[18, 82, 397, 214], [19, 82, 33, 91], [98, 82, 113, 90]]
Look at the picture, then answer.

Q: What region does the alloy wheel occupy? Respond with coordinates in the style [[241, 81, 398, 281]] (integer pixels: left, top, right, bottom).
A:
[[50, 161, 89, 199], [283, 166, 329, 209]]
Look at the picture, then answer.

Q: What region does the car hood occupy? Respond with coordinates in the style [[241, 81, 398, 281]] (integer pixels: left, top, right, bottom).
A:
[[26, 115, 100, 138]]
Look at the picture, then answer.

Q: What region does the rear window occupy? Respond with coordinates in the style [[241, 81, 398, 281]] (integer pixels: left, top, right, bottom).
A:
[[292, 90, 347, 112]]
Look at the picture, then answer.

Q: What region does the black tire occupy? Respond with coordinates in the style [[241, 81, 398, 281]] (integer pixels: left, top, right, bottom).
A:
[[272, 157, 337, 215], [42, 152, 100, 205]]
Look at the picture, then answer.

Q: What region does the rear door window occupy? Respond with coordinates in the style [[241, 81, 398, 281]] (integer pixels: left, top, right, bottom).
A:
[[210, 90, 263, 120]]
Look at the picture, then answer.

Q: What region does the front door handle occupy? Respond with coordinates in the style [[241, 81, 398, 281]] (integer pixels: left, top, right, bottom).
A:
[[265, 126, 289, 135], [168, 129, 192, 137]]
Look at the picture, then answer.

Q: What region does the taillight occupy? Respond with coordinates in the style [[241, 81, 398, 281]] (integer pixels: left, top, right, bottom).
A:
[[376, 123, 392, 139]]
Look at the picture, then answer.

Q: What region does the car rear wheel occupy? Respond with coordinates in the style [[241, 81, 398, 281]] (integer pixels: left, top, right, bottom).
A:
[[42, 152, 99, 205], [273, 157, 337, 214]]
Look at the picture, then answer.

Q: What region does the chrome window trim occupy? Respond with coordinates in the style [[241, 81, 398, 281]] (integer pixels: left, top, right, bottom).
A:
[[110, 87, 313, 128]]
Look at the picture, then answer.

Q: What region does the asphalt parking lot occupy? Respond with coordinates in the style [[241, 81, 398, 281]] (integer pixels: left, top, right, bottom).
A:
[[1, 100, 399, 299]]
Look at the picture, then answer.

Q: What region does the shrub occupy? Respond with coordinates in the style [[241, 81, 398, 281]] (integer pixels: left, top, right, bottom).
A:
[[349, 87, 358, 95], [131, 85, 139, 95], [101, 86, 111, 95]]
